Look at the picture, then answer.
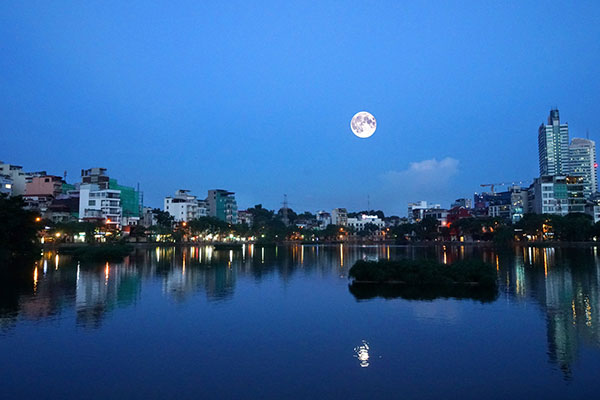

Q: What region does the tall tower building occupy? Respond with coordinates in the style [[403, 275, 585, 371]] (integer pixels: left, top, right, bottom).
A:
[[538, 109, 569, 176], [567, 138, 597, 197]]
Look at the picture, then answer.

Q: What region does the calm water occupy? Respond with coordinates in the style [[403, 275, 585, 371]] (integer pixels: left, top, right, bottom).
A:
[[1, 244, 600, 399]]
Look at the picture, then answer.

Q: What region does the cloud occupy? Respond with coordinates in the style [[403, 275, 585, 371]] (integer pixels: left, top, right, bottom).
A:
[[383, 157, 459, 186], [380, 158, 460, 212]]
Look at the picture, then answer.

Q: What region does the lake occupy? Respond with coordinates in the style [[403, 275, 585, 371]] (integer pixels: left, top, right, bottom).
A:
[[1, 244, 600, 399]]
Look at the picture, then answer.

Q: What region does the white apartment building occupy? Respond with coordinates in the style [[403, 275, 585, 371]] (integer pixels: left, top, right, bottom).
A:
[[316, 210, 332, 229], [331, 208, 348, 226], [347, 215, 385, 231], [79, 184, 122, 227], [164, 190, 201, 222]]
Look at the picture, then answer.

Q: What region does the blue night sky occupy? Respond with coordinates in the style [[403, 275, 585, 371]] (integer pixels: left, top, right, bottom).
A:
[[2, 1, 599, 215]]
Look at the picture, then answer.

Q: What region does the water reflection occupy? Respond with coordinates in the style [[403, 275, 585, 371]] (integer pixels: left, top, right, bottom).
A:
[[354, 340, 370, 368], [1, 244, 600, 379]]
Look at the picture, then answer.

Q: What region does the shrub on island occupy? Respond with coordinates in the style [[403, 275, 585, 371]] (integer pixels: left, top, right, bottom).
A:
[[61, 244, 134, 261], [348, 259, 497, 288]]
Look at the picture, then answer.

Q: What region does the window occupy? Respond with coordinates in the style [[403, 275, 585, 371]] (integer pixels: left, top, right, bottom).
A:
[[89, 200, 96, 206]]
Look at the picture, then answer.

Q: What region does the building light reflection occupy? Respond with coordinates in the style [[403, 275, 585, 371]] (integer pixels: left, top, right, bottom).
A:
[[105, 262, 110, 284], [55, 254, 60, 270], [33, 267, 38, 292]]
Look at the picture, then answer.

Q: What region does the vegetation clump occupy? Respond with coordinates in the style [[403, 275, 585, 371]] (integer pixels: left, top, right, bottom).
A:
[[61, 244, 134, 261], [0, 195, 40, 264], [348, 259, 497, 288]]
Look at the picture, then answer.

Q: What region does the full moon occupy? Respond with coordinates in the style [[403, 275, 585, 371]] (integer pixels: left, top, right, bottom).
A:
[[350, 111, 377, 138]]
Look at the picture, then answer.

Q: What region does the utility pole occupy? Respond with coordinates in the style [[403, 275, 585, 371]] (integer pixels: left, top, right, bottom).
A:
[[282, 194, 289, 226]]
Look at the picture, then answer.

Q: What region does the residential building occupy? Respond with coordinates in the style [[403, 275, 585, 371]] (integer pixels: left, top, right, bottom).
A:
[[108, 179, 140, 220], [141, 207, 158, 228], [237, 210, 253, 226], [529, 175, 585, 215], [423, 208, 449, 226], [25, 175, 64, 197], [0, 175, 12, 195], [451, 198, 472, 209], [80, 168, 140, 222], [316, 210, 332, 229], [0, 161, 45, 196], [446, 206, 472, 226], [567, 138, 597, 197], [197, 199, 209, 218], [207, 189, 238, 224], [331, 208, 348, 226], [509, 187, 528, 223], [164, 190, 200, 222], [81, 168, 110, 189], [585, 194, 600, 223], [538, 109, 569, 176], [46, 194, 80, 223], [79, 184, 121, 227], [408, 201, 440, 223], [485, 186, 528, 223]]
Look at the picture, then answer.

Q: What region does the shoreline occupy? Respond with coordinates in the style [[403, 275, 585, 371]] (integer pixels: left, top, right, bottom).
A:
[[42, 240, 600, 250]]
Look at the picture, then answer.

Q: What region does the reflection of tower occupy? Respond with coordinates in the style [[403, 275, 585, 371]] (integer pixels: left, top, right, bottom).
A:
[[282, 194, 289, 226]]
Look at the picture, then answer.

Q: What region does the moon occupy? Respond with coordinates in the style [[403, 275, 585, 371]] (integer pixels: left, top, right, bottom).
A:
[[350, 111, 376, 138]]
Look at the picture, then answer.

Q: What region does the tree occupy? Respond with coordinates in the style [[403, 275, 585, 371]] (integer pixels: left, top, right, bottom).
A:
[[551, 213, 593, 241], [514, 213, 547, 239], [153, 208, 174, 228], [0, 195, 40, 261], [247, 204, 274, 228], [188, 217, 229, 235], [357, 222, 379, 237], [414, 216, 439, 240]]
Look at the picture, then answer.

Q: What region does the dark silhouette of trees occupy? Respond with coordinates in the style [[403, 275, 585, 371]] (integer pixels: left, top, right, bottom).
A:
[[0, 195, 40, 262]]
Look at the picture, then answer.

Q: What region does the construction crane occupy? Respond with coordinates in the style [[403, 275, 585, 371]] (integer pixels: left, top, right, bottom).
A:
[[480, 181, 526, 194]]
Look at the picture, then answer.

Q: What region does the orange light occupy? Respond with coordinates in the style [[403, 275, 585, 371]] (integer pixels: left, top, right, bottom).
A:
[[182, 222, 187, 227], [35, 217, 41, 222], [106, 219, 111, 224]]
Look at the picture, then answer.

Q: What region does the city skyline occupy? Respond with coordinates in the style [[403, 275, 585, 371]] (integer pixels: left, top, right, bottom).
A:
[[2, 1, 600, 215]]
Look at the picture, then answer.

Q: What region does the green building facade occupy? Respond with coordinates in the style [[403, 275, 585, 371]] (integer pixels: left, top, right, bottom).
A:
[[109, 179, 141, 218]]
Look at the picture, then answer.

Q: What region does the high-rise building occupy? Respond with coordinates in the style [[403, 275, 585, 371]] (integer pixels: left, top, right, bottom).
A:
[[538, 109, 569, 176], [567, 138, 597, 197], [207, 189, 238, 224]]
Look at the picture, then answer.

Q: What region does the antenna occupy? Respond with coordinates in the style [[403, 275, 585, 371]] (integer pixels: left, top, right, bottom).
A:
[[587, 129, 590, 140], [367, 194, 370, 211]]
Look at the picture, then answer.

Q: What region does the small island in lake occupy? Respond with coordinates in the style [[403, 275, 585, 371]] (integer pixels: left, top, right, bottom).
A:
[[349, 259, 498, 287], [348, 259, 498, 302]]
